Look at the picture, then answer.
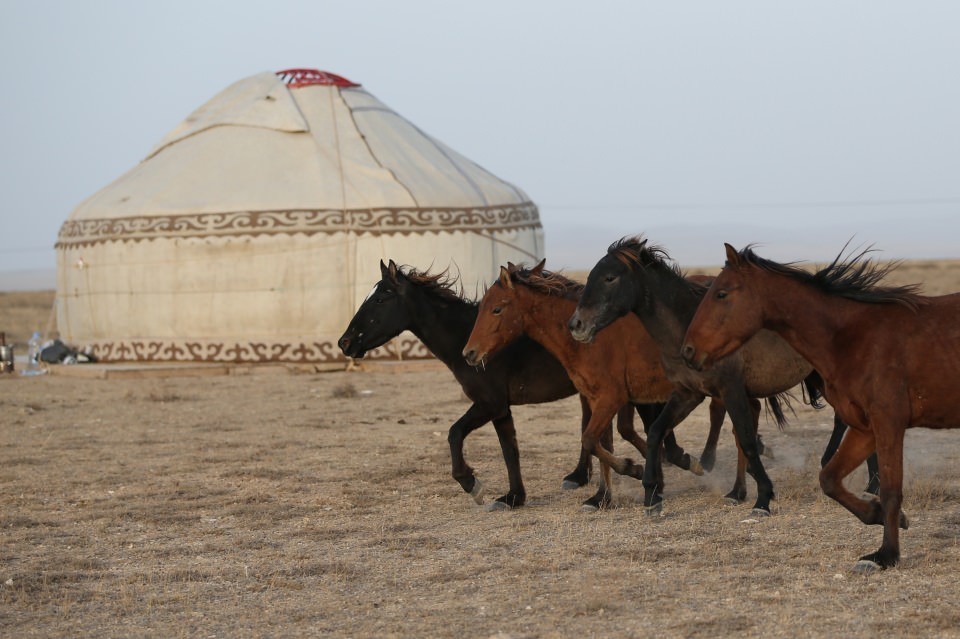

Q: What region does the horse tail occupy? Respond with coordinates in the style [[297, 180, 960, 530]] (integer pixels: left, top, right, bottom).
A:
[[764, 392, 795, 431], [802, 371, 827, 410]]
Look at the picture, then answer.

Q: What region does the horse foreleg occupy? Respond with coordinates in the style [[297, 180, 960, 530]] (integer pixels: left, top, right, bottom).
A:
[[582, 424, 615, 512], [489, 413, 526, 510], [865, 454, 881, 496], [447, 403, 494, 504], [855, 424, 908, 572], [823, 414, 881, 496], [821, 414, 846, 468], [563, 395, 596, 490], [638, 403, 705, 476], [700, 398, 726, 473], [721, 389, 773, 516], [819, 426, 882, 526], [724, 398, 760, 505], [581, 399, 654, 511], [640, 389, 704, 515]]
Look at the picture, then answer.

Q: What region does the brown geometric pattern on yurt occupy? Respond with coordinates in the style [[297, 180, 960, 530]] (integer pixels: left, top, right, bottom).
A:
[[84, 335, 431, 363], [56, 204, 540, 248]]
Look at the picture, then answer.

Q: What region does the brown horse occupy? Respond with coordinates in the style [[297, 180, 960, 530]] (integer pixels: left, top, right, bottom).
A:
[[462, 261, 785, 508], [681, 243, 954, 571]]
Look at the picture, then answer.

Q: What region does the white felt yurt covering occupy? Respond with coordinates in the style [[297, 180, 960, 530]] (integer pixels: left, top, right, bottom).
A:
[[55, 69, 543, 363]]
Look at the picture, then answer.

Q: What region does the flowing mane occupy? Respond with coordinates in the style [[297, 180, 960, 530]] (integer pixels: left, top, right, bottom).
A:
[[736, 245, 926, 310], [607, 236, 708, 296], [399, 265, 476, 306], [510, 266, 584, 301]]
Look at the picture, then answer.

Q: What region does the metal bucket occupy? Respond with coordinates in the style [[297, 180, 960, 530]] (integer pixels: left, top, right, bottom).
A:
[[0, 344, 13, 373]]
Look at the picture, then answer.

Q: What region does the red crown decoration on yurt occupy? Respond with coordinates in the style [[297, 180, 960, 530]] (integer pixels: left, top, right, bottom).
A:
[[276, 69, 359, 88]]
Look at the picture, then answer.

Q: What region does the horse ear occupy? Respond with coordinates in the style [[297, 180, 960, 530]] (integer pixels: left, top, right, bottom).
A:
[[499, 265, 514, 290], [384, 259, 400, 283], [724, 243, 741, 269], [530, 258, 546, 276], [506, 261, 517, 273], [380, 259, 390, 279]]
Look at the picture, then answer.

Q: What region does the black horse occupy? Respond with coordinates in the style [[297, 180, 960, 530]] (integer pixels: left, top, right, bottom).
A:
[[570, 237, 827, 516], [337, 260, 698, 510]]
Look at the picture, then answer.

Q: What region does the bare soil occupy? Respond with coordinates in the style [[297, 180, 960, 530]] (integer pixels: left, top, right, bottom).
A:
[[2, 261, 960, 638]]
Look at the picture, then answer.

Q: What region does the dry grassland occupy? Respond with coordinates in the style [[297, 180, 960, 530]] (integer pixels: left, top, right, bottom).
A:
[[1, 260, 959, 638]]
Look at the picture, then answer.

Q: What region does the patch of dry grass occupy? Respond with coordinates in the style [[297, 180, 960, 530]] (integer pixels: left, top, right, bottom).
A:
[[2, 369, 960, 638]]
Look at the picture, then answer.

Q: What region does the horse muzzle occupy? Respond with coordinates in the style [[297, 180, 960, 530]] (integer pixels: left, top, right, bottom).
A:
[[567, 312, 596, 344], [462, 347, 485, 367], [680, 342, 708, 371], [338, 332, 367, 359]]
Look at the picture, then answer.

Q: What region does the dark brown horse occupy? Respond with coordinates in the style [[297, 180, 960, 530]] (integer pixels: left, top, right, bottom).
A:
[[462, 261, 786, 508], [682, 243, 954, 571], [338, 260, 693, 510]]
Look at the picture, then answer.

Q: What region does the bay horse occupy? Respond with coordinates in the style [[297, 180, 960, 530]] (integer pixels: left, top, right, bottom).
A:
[[462, 261, 786, 508], [569, 237, 817, 517], [681, 243, 951, 571], [337, 260, 696, 510]]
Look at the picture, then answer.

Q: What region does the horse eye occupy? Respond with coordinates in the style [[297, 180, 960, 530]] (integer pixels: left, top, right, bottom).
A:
[[492, 307, 503, 315], [716, 290, 728, 300], [604, 275, 617, 283]]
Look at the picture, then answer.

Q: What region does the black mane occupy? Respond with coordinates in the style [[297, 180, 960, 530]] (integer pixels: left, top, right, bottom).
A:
[[399, 265, 477, 307], [737, 245, 926, 310], [607, 235, 708, 296]]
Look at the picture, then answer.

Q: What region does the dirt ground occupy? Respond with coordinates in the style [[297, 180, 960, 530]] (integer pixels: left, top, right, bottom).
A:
[[2, 260, 960, 638]]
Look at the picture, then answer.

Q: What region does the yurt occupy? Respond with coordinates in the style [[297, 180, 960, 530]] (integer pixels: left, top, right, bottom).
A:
[[55, 69, 543, 363]]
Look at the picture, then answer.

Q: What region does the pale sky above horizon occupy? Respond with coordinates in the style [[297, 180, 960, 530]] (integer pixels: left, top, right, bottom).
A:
[[2, 1, 959, 279]]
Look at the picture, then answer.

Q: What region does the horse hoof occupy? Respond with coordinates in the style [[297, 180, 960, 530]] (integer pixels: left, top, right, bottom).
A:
[[852, 559, 882, 574], [761, 445, 775, 460], [561, 480, 582, 491], [723, 497, 742, 507], [688, 456, 705, 476], [644, 502, 663, 517], [900, 511, 910, 530], [469, 479, 484, 505], [486, 500, 512, 512], [580, 503, 600, 513], [750, 507, 771, 518]]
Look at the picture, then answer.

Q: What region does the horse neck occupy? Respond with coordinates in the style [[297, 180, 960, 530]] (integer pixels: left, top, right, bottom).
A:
[[404, 289, 478, 368], [515, 288, 580, 366], [754, 270, 860, 380], [631, 265, 702, 350]]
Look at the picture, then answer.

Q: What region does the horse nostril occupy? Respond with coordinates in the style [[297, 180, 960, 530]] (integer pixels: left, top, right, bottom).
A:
[[680, 343, 695, 363], [338, 337, 350, 351], [568, 317, 582, 333], [462, 348, 475, 363]]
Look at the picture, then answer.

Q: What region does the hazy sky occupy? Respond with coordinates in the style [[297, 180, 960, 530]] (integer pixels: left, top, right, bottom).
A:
[[3, 1, 959, 279]]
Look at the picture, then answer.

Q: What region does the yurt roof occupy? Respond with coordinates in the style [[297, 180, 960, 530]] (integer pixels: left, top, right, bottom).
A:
[[62, 69, 536, 230]]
